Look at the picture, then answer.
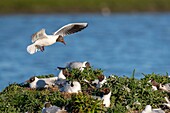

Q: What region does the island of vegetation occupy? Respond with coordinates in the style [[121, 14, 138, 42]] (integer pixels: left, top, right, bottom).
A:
[[0, 68, 170, 113]]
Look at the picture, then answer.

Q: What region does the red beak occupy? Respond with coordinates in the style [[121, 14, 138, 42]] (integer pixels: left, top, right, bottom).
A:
[[62, 40, 66, 45], [25, 80, 30, 83]]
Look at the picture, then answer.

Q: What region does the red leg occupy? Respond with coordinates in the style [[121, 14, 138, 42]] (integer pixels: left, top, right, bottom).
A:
[[40, 46, 45, 52]]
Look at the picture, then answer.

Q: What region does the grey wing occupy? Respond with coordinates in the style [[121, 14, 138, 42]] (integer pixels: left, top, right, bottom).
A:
[[31, 29, 47, 43], [152, 109, 165, 113], [41, 77, 58, 83], [165, 83, 170, 90], [53, 23, 88, 36], [67, 62, 83, 69], [46, 106, 61, 113], [36, 80, 48, 88]]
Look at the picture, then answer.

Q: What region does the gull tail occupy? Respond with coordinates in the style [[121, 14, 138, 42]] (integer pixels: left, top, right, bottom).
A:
[[27, 44, 37, 54]]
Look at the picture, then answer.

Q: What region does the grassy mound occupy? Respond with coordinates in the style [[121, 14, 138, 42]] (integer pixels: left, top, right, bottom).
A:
[[0, 68, 170, 113]]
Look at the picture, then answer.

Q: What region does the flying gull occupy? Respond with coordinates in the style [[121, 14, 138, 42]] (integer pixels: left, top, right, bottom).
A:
[[27, 23, 88, 54]]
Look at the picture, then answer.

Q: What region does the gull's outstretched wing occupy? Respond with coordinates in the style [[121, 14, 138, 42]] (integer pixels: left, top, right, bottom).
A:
[[32, 29, 47, 43], [53, 23, 88, 37]]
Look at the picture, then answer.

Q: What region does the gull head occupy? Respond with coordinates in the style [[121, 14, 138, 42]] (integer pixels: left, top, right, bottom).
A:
[[85, 61, 91, 68], [56, 35, 66, 45], [26, 76, 38, 83], [101, 88, 111, 95], [98, 74, 105, 82], [159, 84, 167, 91], [44, 102, 52, 108], [66, 81, 73, 87]]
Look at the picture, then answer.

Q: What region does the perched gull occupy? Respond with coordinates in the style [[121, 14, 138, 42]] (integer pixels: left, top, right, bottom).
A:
[[142, 105, 165, 113], [91, 74, 107, 88], [63, 81, 81, 93], [57, 69, 68, 79], [26, 76, 58, 89], [101, 88, 111, 107], [96, 74, 107, 88], [148, 79, 170, 92], [42, 102, 67, 113], [148, 79, 160, 91], [163, 97, 170, 108], [27, 23, 88, 54], [57, 61, 91, 71], [159, 83, 170, 93], [93, 88, 111, 107]]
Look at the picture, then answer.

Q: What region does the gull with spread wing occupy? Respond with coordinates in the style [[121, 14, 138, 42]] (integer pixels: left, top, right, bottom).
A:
[[27, 23, 88, 54]]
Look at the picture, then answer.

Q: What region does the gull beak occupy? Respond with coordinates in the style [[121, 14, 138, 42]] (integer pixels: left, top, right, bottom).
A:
[[25, 79, 30, 83], [56, 35, 66, 45], [62, 41, 66, 45], [100, 89, 104, 93], [148, 80, 151, 83]]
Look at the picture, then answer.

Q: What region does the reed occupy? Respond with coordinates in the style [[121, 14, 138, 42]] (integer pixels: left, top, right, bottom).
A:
[[0, 0, 170, 14]]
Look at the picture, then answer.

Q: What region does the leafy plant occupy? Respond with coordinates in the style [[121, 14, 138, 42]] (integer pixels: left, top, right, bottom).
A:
[[0, 68, 170, 113]]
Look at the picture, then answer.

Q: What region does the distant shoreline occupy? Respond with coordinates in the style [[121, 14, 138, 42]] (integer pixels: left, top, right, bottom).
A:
[[0, 0, 170, 14]]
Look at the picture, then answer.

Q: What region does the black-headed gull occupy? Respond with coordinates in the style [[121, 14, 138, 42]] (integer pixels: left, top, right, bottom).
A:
[[26, 76, 58, 89], [42, 102, 67, 113], [148, 79, 160, 91], [96, 74, 107, 88], [57, 61, 90, 71], [92, 88, 111, 107], [159, 83, 170, 93], [91, 74, 107, 88], [57, 68, 72, 79], [163, 97, 170, 108], [100, 88, 111, 107], [57, 69, 68, 79], [142, 105, 165, 113], [63, 81, 81, 93], [27, 23, 88, 54]]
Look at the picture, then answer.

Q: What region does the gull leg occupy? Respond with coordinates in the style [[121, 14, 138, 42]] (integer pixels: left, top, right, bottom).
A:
[[40, 46, 45, 52], [35, 45, 45, 52]]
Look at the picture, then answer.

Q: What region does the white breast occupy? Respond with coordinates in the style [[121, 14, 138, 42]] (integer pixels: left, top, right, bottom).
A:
[[58, 70, 66, 79], [34, 36, 57, 46], [64, 81, 81, 93], [102, 91, 111, 107]]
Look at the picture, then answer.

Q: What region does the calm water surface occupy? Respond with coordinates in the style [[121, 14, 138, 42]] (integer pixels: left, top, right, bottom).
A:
[[0, 13, 170, 90]]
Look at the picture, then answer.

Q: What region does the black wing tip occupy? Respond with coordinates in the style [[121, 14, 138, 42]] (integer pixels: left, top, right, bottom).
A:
[[81, 23, 88, 28], [57, 67, 66, 70], [84, 23, 88, 28], [79, 23, 88, 30]]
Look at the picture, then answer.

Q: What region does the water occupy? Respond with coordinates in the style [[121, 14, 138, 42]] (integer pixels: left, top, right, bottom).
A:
[[0, 13, 170, 90]]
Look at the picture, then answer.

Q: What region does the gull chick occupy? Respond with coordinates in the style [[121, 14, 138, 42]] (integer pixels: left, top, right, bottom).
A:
[[27, 23, 88, 54], [57, 61, 91, 71]]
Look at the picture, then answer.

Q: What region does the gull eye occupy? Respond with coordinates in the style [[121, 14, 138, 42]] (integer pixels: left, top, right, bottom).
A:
[[71, 83, 74, 87], [93, 83, 97, 86]]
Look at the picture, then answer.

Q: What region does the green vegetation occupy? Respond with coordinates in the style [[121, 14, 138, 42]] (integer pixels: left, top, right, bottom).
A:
[[0, 68, 170, 113], [0, 0, 170, 14]]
